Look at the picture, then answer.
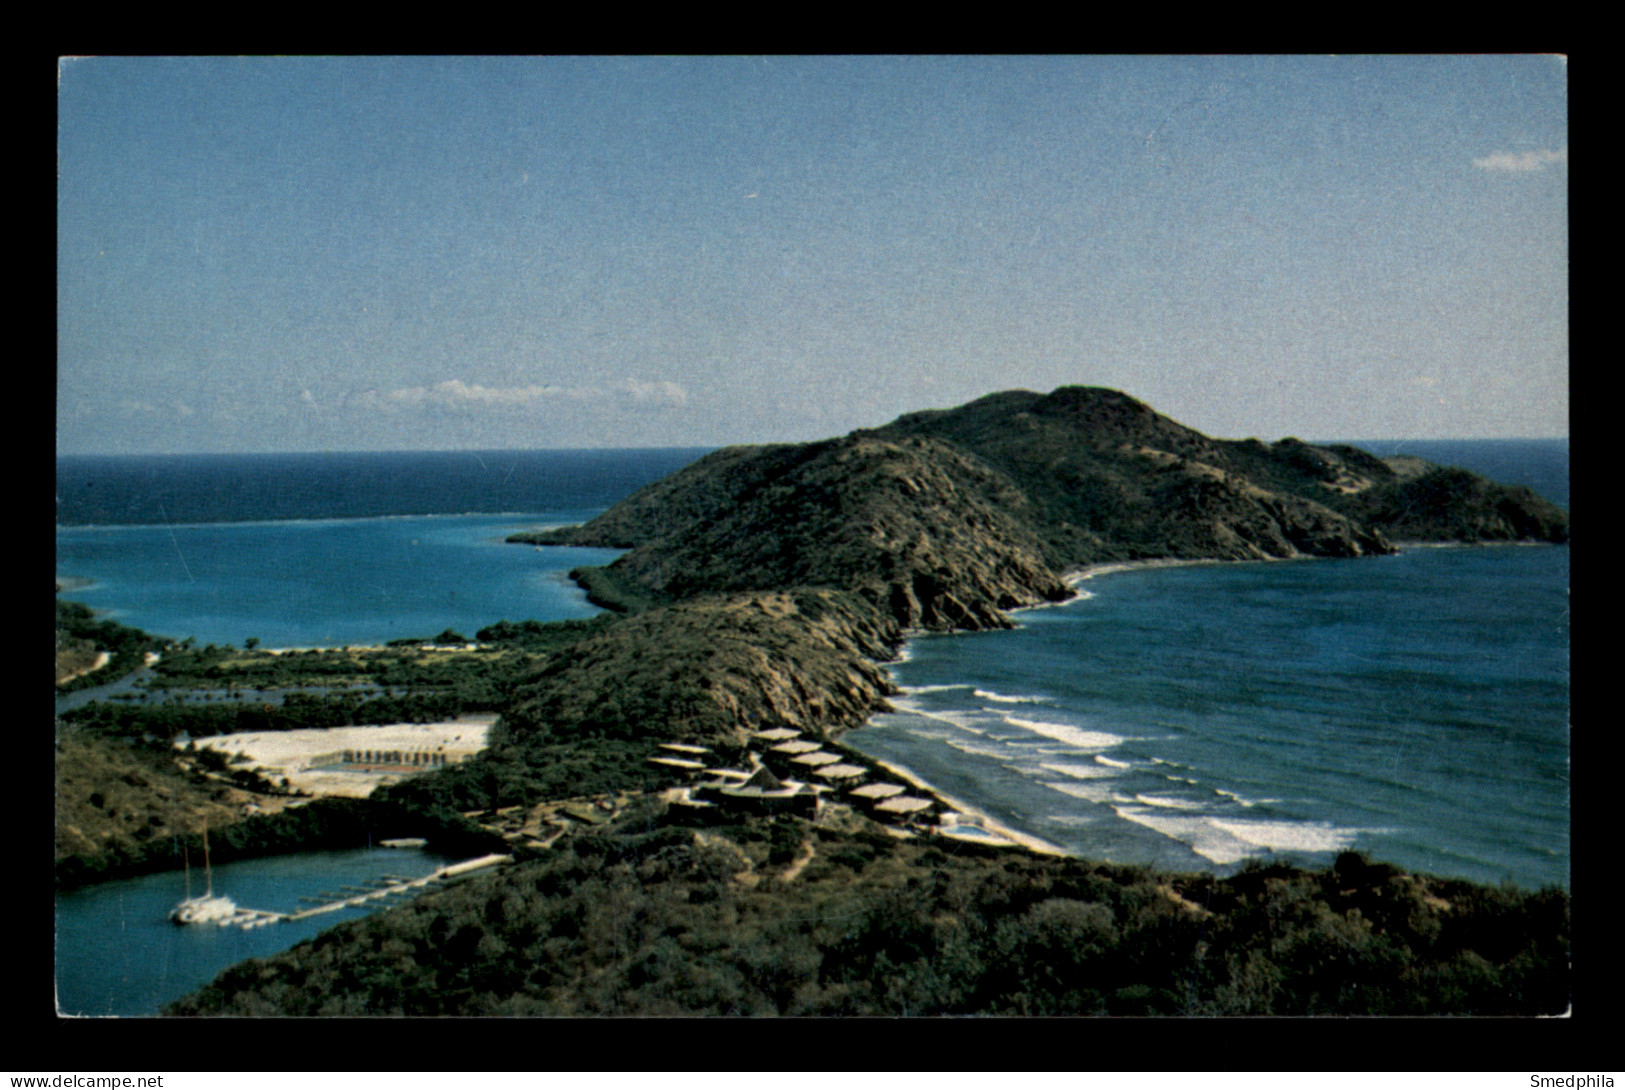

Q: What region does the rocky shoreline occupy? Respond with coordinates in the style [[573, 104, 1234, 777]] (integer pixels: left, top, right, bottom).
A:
[[506, 387, 1568, 749]]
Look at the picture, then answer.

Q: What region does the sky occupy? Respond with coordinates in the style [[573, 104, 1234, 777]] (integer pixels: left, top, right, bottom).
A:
[[56, 55, 1568, 455]]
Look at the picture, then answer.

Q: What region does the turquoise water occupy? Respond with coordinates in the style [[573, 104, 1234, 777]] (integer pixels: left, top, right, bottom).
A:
[[55, 845, 456, 1017], [55, 447, 707, 646], [53, 442, 1571, 1017], [848, 544, 1570, 889], [56, 513, 622, 648], [54, 456, 654, 1016]]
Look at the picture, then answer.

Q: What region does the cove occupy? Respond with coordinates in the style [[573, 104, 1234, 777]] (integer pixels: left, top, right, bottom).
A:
[[55, 844, 456, 1017]]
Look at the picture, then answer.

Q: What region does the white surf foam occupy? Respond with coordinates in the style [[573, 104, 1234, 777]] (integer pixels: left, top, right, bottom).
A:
[[1113, 807, 1362, 866], [941, 737, 1020, 761], [1112, 807, 1255, 865], [900, 683, 974, 695], [1042, 780, 1116, 804], [1039, 761, 1121, 780], [1003, 715, 1125, 752], [1133, 794, 1209, 811], [1207, 819, 1359, 856], [1094, 754, 1133, 769], [1010, 587, 1094, 612], [974, 688, 1050, 705], [889, 699, 988, 737]]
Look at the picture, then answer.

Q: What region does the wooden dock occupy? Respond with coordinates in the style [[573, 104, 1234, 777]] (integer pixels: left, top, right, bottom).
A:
[[215, 853, 512, 929]]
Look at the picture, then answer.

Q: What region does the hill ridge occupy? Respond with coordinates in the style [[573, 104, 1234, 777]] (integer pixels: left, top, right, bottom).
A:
[[501, 386, 1567, 745], [522, 385, 1574, 636]]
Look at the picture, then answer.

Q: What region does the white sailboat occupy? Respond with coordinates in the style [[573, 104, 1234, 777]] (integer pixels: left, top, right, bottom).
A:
[[169, 820, 236, 925]]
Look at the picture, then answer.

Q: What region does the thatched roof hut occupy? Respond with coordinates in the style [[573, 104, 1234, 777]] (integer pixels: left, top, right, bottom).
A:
[[751, 728, 802, 742], [874, 795, 934, 815], [659, 742, 713, 755], [741, 765, 785, 791], [813, 763, 867, 781], [850, 782, 907, 799], [647, 756, 707, 773]]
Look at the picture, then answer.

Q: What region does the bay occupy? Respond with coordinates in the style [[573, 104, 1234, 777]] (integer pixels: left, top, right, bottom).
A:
[[54, 448, 712, 647], [56, 513, 623, 649], [53, 440, 1572, 1019], [847, 439, 1570, 890], [55, 845, 457, 1017]]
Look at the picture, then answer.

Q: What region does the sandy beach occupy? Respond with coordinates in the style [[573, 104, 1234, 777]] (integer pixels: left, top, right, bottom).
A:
[[187, 718, 494, 798], [867, 559, 1256, 855], [56, 650, 111, 685], [863, 558, 1236, 857], [857, 752, 1068, 857], [1060, 556, 1227, 589], [262, 644, 487, 656]]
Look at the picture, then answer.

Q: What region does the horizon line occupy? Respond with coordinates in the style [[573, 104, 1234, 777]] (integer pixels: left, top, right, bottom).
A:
[[56, 436, 1573, 459]]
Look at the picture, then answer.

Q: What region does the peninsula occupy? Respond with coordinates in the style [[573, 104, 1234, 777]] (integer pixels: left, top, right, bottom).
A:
[[502, 386, 1566, 746], [140, 387, 1571, 1016]]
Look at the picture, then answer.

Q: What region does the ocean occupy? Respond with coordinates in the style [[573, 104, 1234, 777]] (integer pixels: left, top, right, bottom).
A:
[[56, 441, 1569, 890], [848, 439, 1570, 891], [54, 449, 705, 647]]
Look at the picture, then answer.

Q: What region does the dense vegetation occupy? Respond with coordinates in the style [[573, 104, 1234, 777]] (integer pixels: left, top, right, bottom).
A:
[[54, 611, 627, 890], [63, 387, 1574, 1016], [62, 691, 474, 739], [504, 588, 902, 746], [522, 387, 1567, 630], [167, 803, 1569, 1017], [373, 733, 670, 820], [146, 641, 536, 703], [54, 726, 244, 869], [55, 598, 162, 691], [57, 787, 499, 892], [65, 617, 639, 742]]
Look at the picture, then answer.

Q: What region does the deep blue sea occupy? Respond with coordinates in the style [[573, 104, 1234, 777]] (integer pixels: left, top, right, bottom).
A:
[[56, 441, 1569, 897], [55, 449, 713, 528], [848, 439, 1570, 891]]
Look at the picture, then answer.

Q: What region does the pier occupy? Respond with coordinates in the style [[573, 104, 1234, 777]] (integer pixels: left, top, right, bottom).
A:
[[209, 853, 512, 929]]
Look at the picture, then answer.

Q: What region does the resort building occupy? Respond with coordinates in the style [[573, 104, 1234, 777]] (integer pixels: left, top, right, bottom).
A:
[[329, 747, 463, 768], [692, 765, 822, 817]]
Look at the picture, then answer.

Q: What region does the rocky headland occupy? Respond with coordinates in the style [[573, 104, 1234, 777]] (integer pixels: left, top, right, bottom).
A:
[[503, 587, 904, 748], [508, 386, 1567, 745], [163, 387, 1572, 1017]]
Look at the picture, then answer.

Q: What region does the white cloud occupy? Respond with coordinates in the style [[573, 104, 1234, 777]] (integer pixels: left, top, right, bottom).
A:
[[1473, 147, 1568, 172], [616, 378, 688, 406], [346, 378, 688, 415], [424, 379, 570, 408]]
